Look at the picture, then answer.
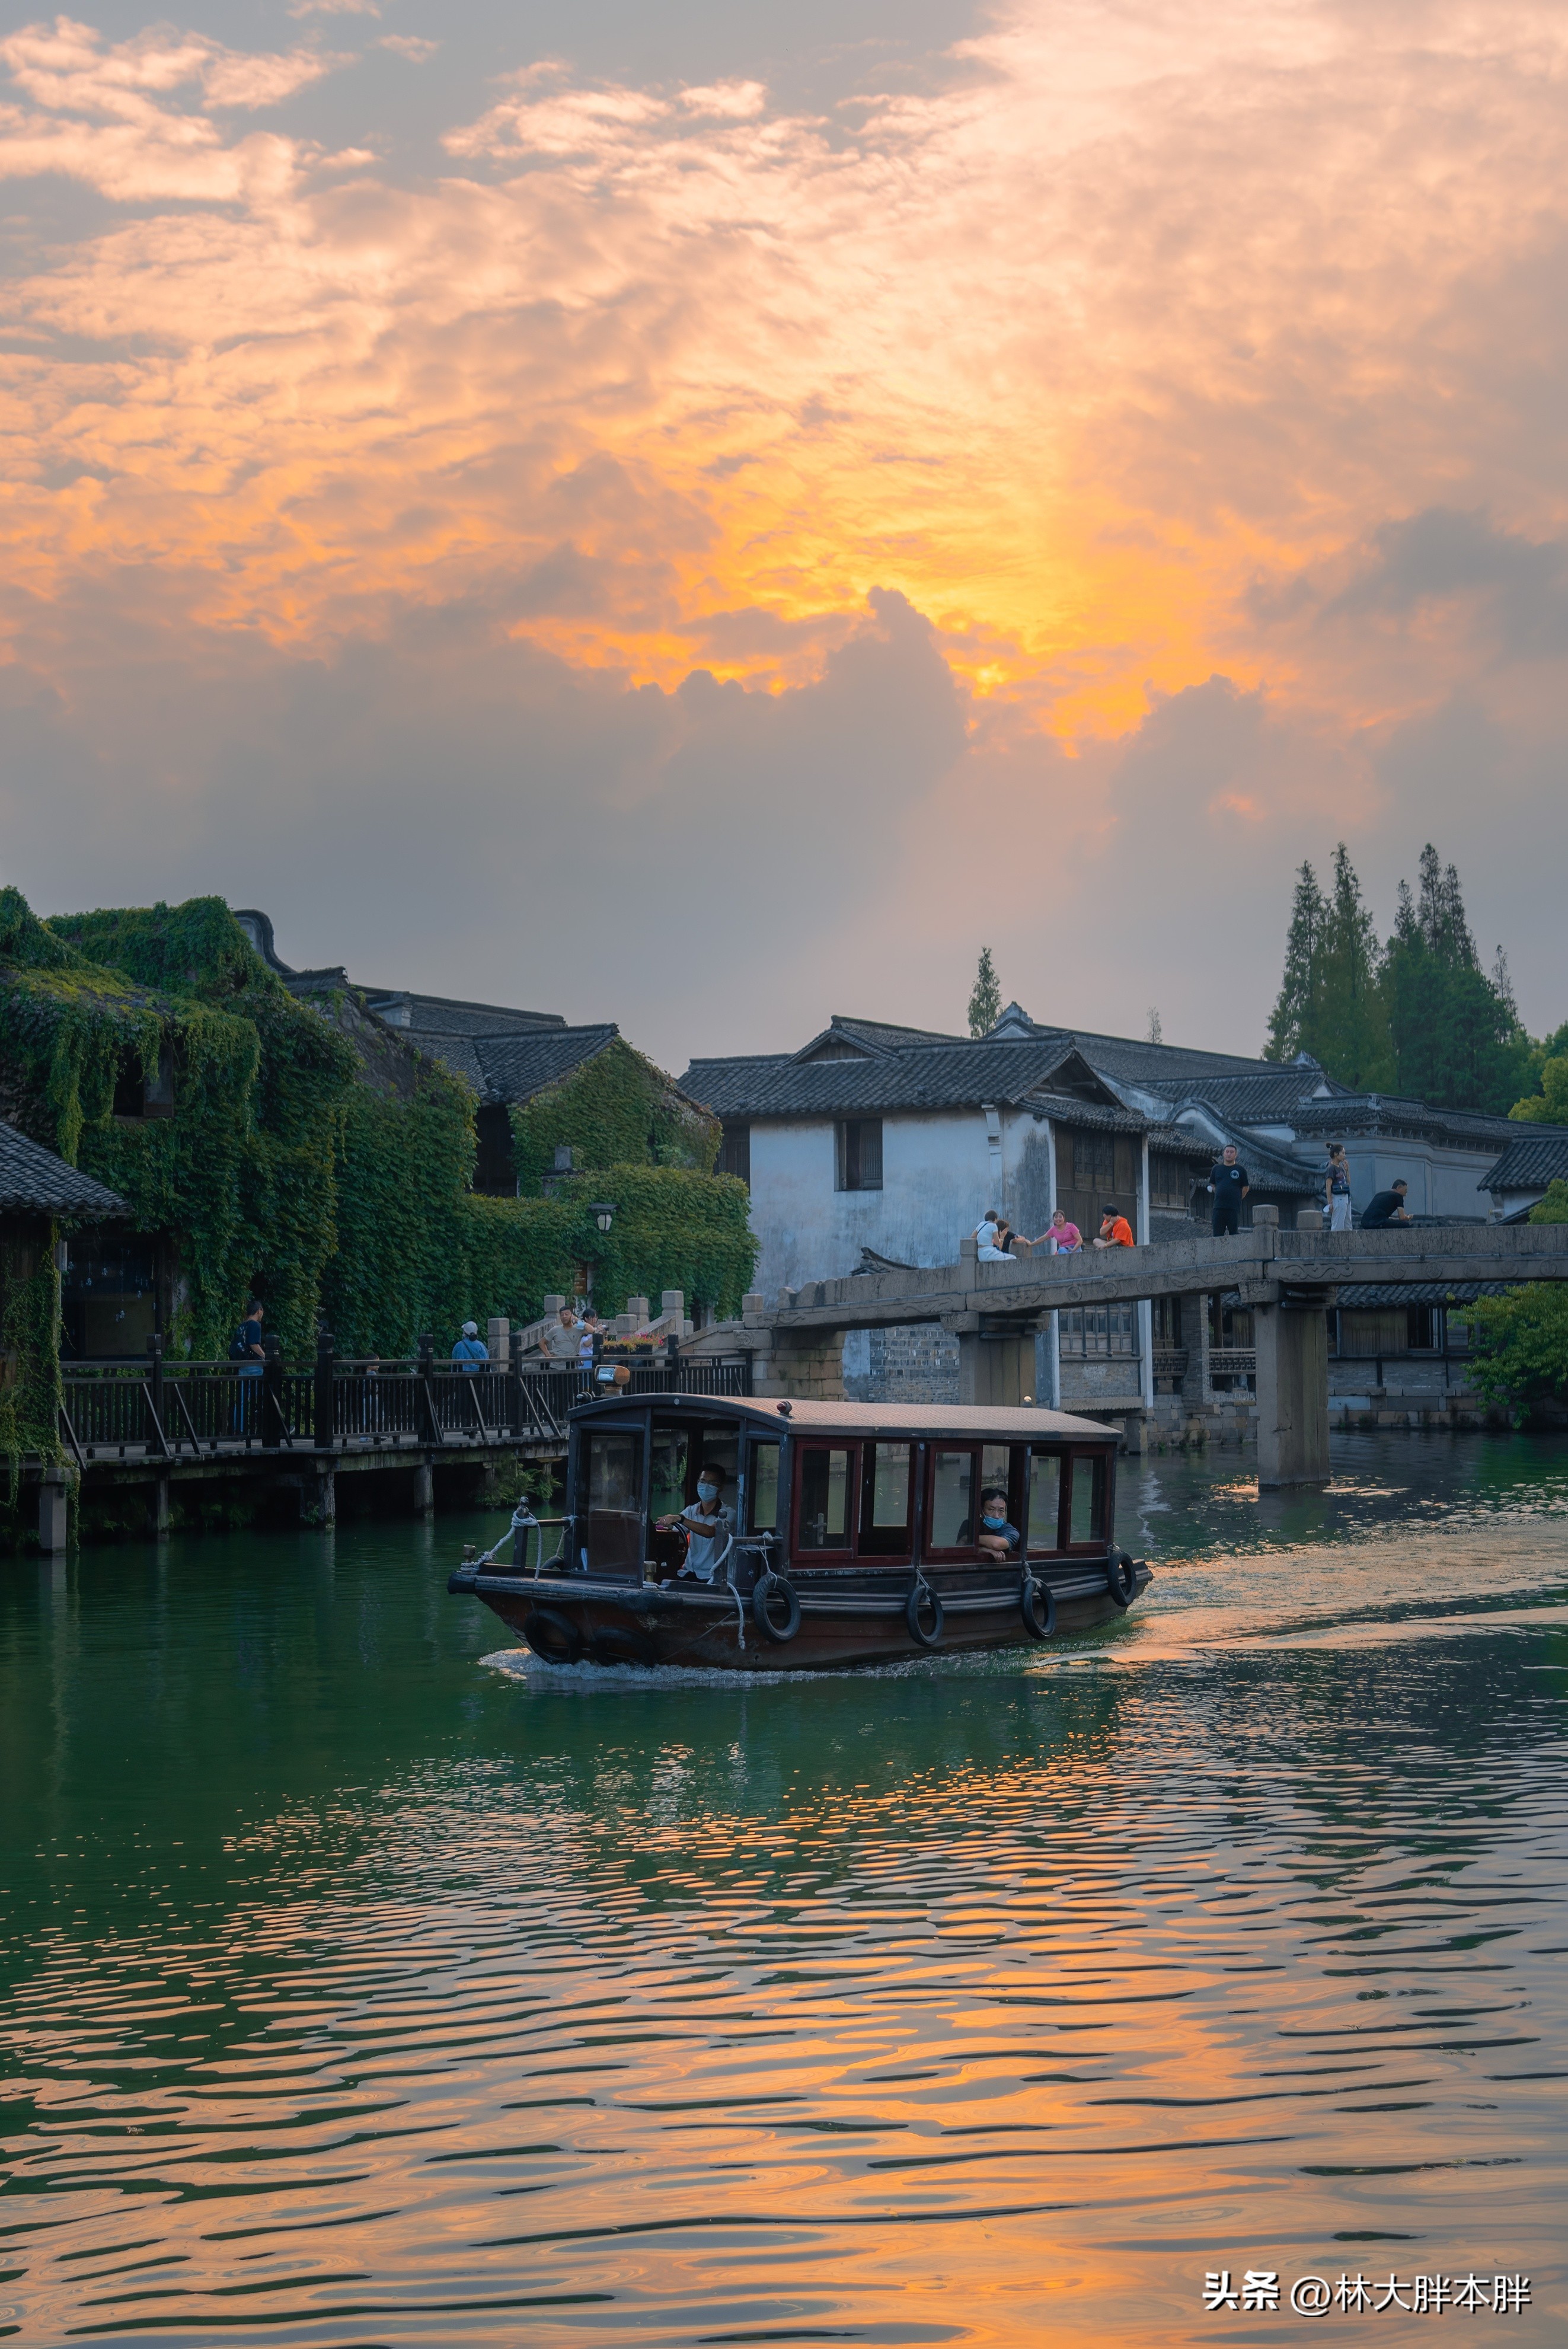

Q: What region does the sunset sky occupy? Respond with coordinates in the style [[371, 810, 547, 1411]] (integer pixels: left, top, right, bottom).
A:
[[3, 0, 1566, 1064]]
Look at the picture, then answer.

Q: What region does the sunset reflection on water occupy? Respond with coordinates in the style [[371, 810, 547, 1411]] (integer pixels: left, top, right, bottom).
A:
[[2, 1433, 1565, 2344]]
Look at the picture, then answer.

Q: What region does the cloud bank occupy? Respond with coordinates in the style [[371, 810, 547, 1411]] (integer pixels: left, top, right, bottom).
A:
[[2, 1, 1567, 1058]]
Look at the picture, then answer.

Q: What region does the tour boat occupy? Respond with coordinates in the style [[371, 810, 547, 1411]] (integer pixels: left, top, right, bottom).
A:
[[447, 1394, 1151, 1671]]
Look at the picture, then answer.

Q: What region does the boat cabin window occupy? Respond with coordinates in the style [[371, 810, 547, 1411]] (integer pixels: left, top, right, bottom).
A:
[[929, 1448, 975, 1550], [928, 1442, 1024, 1557], [1068, 1451, 1107, 1546], [749, 1441, 781, 1532], [649, 1418, 742, 1524], [858, 1441, 914, 1556], [1029, 1449, 1064, 1549], [649, 1425, 689, 1524], [797, 1444, 854, 1551], [582, 1427, 644, 1574]]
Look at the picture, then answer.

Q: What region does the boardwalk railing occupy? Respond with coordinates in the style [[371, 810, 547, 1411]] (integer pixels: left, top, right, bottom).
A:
[[59, 1347, 751, 1467]]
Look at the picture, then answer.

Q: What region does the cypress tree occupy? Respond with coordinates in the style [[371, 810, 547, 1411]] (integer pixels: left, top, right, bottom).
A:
[[967, 947, 1001, 1038], [1383, 844, 1529, 1112], [1313, 844, 1393, 1090], [1264, 861, 1324, 1063]]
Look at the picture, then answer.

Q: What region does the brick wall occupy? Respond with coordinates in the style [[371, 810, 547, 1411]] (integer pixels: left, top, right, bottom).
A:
[[843, 1322, 960, 1403]]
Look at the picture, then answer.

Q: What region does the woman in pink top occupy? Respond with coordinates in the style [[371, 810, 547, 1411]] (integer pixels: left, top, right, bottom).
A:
[[1043, 1208, 1082, 1255]]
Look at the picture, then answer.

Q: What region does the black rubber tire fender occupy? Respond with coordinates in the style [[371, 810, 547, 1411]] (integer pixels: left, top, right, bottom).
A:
[[906, 1579, 944, 1649], [752, 1572, 801, 1643], [1104, 1548, 1136, 1608], [523, 1606, 583, 1664], [1020, 1574, 1056, 1639]]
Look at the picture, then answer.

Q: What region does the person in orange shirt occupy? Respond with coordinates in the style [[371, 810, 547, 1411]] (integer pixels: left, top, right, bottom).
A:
[[1093, 1203, 1135, 1249]]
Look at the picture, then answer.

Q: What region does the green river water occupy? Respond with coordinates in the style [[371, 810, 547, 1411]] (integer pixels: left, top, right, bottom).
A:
[[2, 1432, 1565, 2345]]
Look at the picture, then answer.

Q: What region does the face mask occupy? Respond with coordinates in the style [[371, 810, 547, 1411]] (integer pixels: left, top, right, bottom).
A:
[[982, 1513, 1006, 1530], [697, 1481, 718, 1504]]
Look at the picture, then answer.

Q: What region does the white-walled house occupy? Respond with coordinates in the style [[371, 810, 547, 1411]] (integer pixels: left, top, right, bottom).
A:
[[683, 1006, 1568, 1427]]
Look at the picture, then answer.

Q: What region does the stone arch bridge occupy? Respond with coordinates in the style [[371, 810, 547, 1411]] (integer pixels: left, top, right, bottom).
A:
[[687, 1211, 1568, 1486]]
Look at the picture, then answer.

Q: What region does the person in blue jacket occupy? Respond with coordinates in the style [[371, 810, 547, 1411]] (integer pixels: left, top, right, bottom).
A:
[[451, 1320, 488, 1371]]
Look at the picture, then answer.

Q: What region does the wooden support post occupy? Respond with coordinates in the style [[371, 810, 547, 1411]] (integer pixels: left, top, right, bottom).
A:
[[508, 1329, 526, 1438], [315, 1328, 336, 1452], [957, 1330, 1032, 1407], [413, 1461, 435, 1515], [147, 1333, 165, 1447], [38, 1469, 69, 1554], [417, 1333, 440, 1446], [1256, 1301, 1330, 1487], [154, 1475, 170, 1539], [316, 1467, 337, 1527], [261, 1337, 285, 1451]]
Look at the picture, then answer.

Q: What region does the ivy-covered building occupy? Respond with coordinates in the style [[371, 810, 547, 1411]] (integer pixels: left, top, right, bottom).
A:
[[0, 892, 754, 1372], [0, 1118, 124, 1471]]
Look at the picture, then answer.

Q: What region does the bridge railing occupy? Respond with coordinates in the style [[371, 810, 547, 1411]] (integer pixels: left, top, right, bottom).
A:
[[58, 1352, 752, 1466]]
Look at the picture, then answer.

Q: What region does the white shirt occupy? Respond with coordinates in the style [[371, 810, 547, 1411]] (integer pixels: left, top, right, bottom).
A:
[[679, 1501, 735, 1582], [975, 1221, 1009, 1261]]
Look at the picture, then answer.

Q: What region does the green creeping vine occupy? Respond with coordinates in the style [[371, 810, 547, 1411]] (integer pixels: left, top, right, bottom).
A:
[[0, 894, 756, 1443], [509, 1037, 719, 1186], [0, 1234, 63, 1495]]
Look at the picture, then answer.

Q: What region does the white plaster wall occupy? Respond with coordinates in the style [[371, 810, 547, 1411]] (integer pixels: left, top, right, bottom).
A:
[[745, 1108, 1053, 1295], [1342, 1140, 1499, 1218]]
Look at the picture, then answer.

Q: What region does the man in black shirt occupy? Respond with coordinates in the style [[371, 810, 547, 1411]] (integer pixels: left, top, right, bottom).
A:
[[1361, 1180, 1411, 1228], [1206, 1143, 1250, 1236]]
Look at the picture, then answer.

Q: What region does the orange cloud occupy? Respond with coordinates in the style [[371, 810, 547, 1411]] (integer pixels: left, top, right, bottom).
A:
[[3, 0, 1568, 750]]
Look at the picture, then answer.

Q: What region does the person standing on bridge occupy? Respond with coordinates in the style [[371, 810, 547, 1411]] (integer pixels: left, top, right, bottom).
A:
[[1324, 1142, 1353, 1232], [1206, 1144, 1250, 1237]]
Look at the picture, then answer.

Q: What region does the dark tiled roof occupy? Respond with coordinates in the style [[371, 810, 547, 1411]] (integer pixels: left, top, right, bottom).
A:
[[681, 1038, 1142, 1121], [403, 1030, 482, 1090], [1142, 1072, 1348, 1120], [1143, 1112, 1317, 1194], [0, 1121, 124, 1218], [1476, 1133, 1568, 1192], [362, 990, 565, 1037], [1337, 1281, 1509, 1306], [1024, 1022, 1320, 1084], [828, 1015, 966, 1054], [473, 1026, 618, 1107], [1147, 1125, 1216, 1158], [1289, 1093, 1525, 1147], [1025, 1090, 1147, 1132]]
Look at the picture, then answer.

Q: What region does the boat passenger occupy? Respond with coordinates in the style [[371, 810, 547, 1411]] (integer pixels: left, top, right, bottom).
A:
[[676, 1463, 736, 1583], [976, 1211, 1010, 1261], [974, 1488, 1021, 1559]]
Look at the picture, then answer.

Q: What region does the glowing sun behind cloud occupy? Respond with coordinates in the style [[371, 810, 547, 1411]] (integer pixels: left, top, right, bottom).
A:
[[7, 3, 1566, 722], [3, 1, 1568, 1056]]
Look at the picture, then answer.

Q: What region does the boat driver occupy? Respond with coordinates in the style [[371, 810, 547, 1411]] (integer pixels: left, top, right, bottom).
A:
[[678, 1462, 736, 1583]]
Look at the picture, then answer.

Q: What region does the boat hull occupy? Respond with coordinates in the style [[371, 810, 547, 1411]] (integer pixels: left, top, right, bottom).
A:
[[449, 1559, 1151, 1672]]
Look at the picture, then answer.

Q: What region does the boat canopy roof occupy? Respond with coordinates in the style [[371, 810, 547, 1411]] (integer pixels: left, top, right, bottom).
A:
[[570, 1395, 1117, 1443]]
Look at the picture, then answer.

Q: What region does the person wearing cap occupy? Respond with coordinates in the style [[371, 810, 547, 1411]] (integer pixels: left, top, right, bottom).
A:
[[1093, 1204, 1135, 1249], [451, 1320, 488, 1371]]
